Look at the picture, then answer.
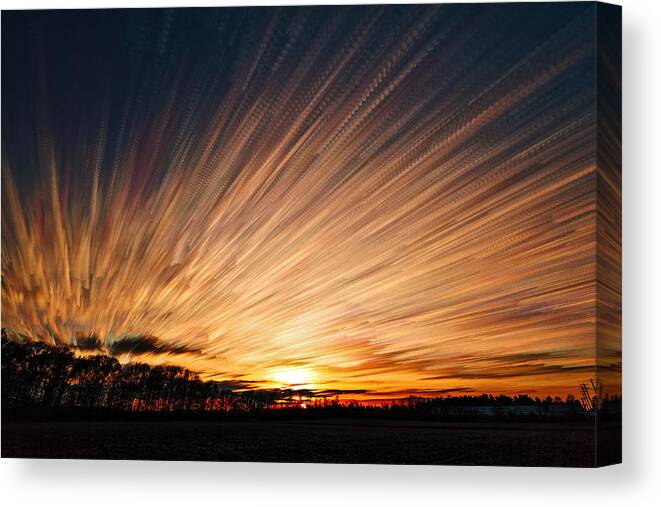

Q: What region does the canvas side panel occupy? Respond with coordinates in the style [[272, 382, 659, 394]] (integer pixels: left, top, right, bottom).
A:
[[595, 1, 622, 467]]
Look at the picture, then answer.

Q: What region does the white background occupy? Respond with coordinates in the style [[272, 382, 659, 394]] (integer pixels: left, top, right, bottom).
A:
[[1, 1, 659, 506]]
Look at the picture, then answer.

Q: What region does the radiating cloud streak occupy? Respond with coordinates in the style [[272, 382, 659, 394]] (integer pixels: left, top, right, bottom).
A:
[[1, 5, 619, 397], [106, 335, 201, 357]]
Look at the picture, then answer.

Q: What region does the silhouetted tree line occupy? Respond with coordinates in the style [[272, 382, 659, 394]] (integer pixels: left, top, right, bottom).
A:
[[1, 337, 285, 413], [1, 336, 621, 420]]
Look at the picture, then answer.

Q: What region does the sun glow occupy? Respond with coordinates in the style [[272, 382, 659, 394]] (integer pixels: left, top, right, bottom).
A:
[[272, 367, 315, 388]]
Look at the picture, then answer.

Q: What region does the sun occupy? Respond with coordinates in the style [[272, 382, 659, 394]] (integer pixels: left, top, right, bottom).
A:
[[272, 366, 314, 388]]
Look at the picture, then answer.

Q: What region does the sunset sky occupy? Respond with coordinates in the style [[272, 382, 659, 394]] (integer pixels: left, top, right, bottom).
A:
[[1, 4, 621, 400]]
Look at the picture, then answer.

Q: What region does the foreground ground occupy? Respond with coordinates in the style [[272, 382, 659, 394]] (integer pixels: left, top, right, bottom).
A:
[[1, 418, 620, 466]]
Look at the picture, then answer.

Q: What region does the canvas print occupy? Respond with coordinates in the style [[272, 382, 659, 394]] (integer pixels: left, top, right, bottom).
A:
[[1, 2, 621, 466]]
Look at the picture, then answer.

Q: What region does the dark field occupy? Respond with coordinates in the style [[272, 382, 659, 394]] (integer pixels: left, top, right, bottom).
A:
[[1, 419, 621, 466]]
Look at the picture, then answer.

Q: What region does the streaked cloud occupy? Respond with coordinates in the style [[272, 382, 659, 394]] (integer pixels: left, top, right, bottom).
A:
[[1, 5, 619, 398]]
